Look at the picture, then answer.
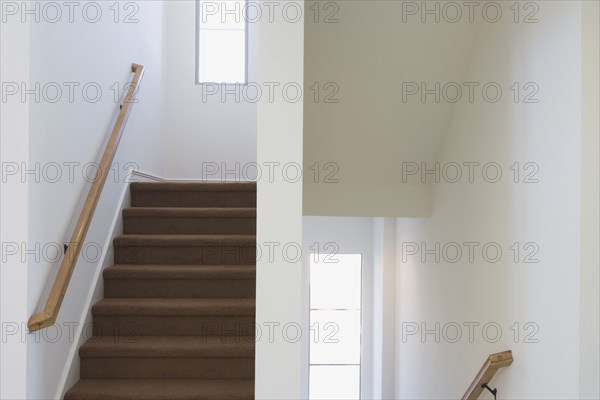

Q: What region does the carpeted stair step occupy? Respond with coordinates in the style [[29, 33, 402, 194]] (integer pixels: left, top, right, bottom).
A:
[[113, 235, 257, 265], [130, 182, 257, 208], [64, 379, 254, 400], [79, 336, 254, 379], [65, 181, 257, 399], [123, 207, 256, 235], [91, 298, 256, 337], [103, 264, 256, 298]]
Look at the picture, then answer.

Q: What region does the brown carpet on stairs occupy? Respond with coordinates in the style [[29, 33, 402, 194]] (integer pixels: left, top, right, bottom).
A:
[[64, 182, 256, 400]]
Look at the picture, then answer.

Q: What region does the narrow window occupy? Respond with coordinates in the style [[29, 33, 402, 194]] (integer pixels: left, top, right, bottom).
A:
[[196, 0, 247, 84], [309, 254, 362, 399]]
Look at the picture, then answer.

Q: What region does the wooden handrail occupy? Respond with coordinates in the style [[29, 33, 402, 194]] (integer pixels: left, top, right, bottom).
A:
[[28, 63, 145, 332], [462, 350, 513, 400]]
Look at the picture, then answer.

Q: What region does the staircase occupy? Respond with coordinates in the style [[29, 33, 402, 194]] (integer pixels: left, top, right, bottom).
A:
[[64, 182, 257, 400]]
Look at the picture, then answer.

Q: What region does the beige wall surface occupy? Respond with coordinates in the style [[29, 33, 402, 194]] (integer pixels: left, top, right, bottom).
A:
[[303, 0, 480, 216]]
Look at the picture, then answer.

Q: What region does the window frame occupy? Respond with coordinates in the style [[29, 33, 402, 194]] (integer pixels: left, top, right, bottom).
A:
[[195, 0, 249, 85]]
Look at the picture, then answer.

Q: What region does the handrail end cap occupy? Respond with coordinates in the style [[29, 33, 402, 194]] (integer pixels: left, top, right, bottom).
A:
[[28, 313, 55, 333]]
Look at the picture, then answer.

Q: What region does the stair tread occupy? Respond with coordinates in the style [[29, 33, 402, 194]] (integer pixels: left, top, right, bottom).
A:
[[80, 336, 255, 358], [131, 182, 256, 192], [64, 379, 254, 400], [104, 264, 255, 280], [123, 207, 256, 217], [92, 298, 256, 316], [114, 234, 256, 246]]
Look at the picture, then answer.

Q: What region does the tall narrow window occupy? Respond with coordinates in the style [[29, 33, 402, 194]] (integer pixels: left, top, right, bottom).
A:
[[196, 0, 247, 84], [309, 254, 362, 400]]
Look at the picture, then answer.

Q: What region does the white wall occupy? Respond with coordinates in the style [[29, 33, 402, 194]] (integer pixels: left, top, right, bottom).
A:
[[395, 2, 582, 398], [23, 2, 167, 398], [163, 0, 257, 180], [0, 7, 30, 399], [371, 218, 396, 399], [255, 1, 304, 397]]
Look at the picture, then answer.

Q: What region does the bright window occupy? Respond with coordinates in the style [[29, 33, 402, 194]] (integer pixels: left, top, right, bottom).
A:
[[309, 254, 362, 400], [196, 0, 247, 84]]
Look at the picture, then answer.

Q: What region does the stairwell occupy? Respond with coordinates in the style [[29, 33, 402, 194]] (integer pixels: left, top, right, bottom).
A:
[[64, 182, 257, 400]]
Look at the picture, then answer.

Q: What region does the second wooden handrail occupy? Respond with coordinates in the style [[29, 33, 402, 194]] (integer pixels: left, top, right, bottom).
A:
[[462, 350, 514, 400], [28, 63, 145, 332]]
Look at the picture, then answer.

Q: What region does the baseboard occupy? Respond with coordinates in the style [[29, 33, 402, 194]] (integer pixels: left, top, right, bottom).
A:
[[130, 170, 167, 182]]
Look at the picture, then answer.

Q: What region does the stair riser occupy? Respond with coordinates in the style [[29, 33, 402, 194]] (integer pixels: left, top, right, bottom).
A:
[[124, 217, 256, 235], [114, 244, 256, 265], [104, 279, 256, 298], [81, 357, 254, 379], [131, 191, 256, 208], [92, 316, 257, 337]]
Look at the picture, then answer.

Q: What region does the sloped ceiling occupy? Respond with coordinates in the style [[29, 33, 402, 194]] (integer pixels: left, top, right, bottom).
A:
[[303, 1, 481, 216]]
